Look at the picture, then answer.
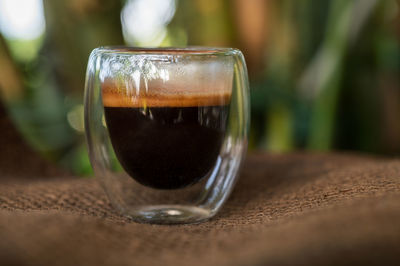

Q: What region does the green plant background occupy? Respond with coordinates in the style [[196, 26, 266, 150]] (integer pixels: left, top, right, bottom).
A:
[[0, 0, 399, 175]]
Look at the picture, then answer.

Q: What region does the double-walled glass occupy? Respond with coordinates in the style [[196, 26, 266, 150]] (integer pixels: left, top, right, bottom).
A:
[[84, 47, 250, 224]]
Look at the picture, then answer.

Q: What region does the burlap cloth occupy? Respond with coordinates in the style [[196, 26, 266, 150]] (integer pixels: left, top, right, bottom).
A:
[[0, 152, 399, 266]]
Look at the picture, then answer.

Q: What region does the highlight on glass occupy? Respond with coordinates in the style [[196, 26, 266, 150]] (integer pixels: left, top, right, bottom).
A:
[[84, 47, 250, 224]]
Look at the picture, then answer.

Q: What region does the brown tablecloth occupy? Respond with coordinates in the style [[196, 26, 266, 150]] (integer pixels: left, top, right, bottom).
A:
[[0, 153, 399, 266]]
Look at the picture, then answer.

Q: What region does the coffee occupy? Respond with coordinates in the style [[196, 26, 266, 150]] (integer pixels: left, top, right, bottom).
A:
[[102, 84, 231, 189]]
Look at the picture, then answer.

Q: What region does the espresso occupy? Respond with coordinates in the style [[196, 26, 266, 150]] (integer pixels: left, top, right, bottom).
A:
[[103, 90, 230, 189]]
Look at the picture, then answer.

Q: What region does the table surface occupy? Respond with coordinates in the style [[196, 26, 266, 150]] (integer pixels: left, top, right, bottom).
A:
[[1, 152, 400, 266]]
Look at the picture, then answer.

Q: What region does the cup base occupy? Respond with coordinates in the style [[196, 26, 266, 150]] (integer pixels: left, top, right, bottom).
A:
[[122, 205, 214, 224]]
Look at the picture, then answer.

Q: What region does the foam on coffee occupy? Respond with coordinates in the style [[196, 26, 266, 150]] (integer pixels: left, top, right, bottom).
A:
[[101, 78, 232, 108]]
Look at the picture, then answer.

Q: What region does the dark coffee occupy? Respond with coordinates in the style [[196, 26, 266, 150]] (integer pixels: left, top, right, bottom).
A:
[[102, 88, 230, 190]]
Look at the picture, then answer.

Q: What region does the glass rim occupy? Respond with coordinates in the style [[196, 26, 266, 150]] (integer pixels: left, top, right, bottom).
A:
[[94, 46, 241, 56]]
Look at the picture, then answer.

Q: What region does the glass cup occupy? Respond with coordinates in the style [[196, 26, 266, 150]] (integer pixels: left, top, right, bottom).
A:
[[84, 47, 250, 224]]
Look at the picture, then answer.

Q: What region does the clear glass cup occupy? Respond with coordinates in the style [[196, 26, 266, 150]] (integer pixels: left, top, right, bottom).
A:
[[84, 47, 250, 224]]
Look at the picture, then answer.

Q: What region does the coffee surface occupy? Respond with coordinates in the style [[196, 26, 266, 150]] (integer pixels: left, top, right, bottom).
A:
[[103, 86, 231, 189]]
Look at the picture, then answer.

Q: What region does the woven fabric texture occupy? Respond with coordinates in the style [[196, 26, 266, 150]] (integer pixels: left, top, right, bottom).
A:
[[0, 153, 400, 266]]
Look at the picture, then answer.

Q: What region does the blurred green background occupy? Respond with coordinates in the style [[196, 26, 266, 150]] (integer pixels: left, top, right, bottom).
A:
[[0, 0, 399, 175]]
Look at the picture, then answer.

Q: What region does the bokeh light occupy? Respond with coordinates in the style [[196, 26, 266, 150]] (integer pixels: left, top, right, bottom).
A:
[[0, 0, 45, 40], [121, 0, 176, 46]]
